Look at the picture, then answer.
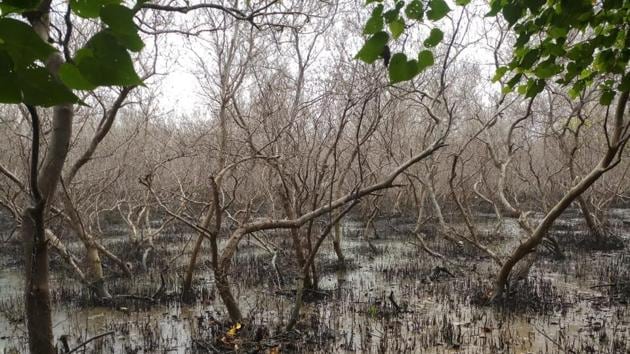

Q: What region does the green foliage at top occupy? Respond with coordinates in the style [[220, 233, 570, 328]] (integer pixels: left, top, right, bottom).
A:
[[356, 0, 464, 83], [0, 0, 144, 107], [357, 0, 629, 105], [488, 0, 629, 105]]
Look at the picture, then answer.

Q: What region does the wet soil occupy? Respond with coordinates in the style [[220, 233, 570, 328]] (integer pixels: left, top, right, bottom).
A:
[[0, 208, 629, 353]]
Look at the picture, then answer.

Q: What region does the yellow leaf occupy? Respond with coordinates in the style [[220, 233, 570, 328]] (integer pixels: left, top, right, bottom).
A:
[[227, 322, 242, 337]]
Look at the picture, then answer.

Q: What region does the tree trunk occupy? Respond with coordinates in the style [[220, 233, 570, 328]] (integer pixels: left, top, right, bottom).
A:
[[286, 275, 305, 330], [577, 196, 603, 239], [427, 182, 446, 228], [22, 78, 74, 354], [214, 267, 242, 322], [45, 229, 86, 282], [183, 177, 222, 300], [286, 203, 357, 331], [86, 243, 111, 299], [288, 227, 312, 288], [182, 233, 204, 301], [213, 141, 445, 321], [332, 219, 346, 265], [280, 195, 312, 288], [492, 91, 628, 298], [304, 221, 318, 288], [22, 208, 55, 354], [497, 159, 520, 218], [331, 167, 352, 265], [93, 240, 132, 277]]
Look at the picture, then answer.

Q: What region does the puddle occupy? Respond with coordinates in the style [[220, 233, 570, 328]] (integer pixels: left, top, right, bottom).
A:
[[1, 212, 629, 353]]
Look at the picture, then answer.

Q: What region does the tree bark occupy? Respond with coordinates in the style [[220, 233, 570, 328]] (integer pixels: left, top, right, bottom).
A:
[[214, 141, 444, 322], [182, 229, 205, 301], [59, 87, 133, 297], [286, 202, 357, 331], [497, 159, 520, 218], [22, 208, 54, 354], [21, 21, 74, 348], [280, 191, 313, 288], [183, 177, 221, 301], [45, 229, 86, 282], [577, 196, 603, 239], [60, 193, 114, 299], [86, 243, 111, 299], [492, 91, 628, 298], [215, 268, 243, 322], [332, 221, 346, 265]]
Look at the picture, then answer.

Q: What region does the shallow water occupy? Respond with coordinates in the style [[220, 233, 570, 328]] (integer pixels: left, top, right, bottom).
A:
[[1, 212, 629, 353]]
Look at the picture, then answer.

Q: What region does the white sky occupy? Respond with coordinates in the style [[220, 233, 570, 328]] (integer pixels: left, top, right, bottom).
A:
[[149, 0, 501, 116]]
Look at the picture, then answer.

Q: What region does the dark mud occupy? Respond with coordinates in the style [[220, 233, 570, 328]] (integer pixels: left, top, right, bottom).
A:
[[1, 208, 629, 353]]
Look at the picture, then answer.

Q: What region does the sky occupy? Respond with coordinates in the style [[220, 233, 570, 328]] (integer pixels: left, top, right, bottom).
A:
[[148, 0, 500, 118]]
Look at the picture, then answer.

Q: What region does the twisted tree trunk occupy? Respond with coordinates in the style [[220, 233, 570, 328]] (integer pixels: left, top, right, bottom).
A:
[[213, 141, 445, 322], [20, 5, 74, 348], [492, 91, 629, 298]]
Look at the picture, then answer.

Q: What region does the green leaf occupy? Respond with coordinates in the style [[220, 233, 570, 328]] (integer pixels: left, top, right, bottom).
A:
[[70, 0, 121, 18], [492, 67, 508, 82], [424, 28, 444, 47], [603, 0, 623, 10], [525, 78, 545, 98], [0, 18, 55, 65], [518, 48, 539, 69], [455, 0, 471, 5], [75, 31, 142, 86], [355, 32, 389, 64], [417, 50, 434, 71], [0, 0, 39, 13], [542, 39, 565, 57], [405, 0, 423, 20], [71, 0, 101, 18], [533, 60, 562, 79], [389, 18, 405, 39], [389, 53, 418, 83], [502, 3, 523, 26], [619, 73, 630, 92], [101, 4, 137, 34], [0, 50, 20, 103], [383, 8, 401, 23], [486, 0, 502, 17], [526, 0, 545, 13], [506, 73, 523, 89], [593, 49, 615, 73], [548, 26, 567, 39], [562, 0, 592, 20], [426, 0, 450, 21], [16, 66, 78, 106], [364, 5, 384, 34], [515, 31, 532, 48], [59, 63, 97, 90], [569, 81, 586, 98], [100, 4, 144, 51], [1, 0, 39, 8], [599, 87, 615, 105]]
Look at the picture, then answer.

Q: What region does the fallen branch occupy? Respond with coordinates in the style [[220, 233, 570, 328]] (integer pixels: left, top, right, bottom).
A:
[[67, 331, 114, 354]]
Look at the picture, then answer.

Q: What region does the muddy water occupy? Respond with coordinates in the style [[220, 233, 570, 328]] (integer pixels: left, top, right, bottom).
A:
[[0, 211, 629, 353]]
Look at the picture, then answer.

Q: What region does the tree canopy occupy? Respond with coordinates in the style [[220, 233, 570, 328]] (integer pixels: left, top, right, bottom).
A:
[[0, 0, 144, 107], [357, 0, 629, 105]]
